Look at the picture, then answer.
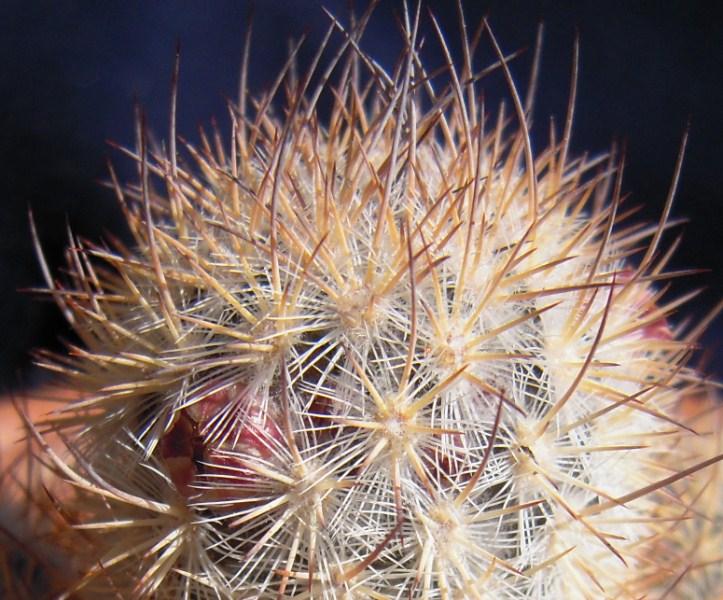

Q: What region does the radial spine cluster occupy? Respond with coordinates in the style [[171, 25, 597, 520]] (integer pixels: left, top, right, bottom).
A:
[[16, 3, 722, 599]]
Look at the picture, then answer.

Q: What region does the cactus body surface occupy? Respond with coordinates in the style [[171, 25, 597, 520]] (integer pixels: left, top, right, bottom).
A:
[[7, 3, 722, 599]]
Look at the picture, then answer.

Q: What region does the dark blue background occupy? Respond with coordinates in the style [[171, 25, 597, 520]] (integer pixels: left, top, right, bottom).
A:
[[1, 1, 721, 389]]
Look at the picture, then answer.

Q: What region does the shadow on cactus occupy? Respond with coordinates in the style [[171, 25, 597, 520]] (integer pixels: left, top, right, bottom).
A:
[[9, 2, 722, 598]]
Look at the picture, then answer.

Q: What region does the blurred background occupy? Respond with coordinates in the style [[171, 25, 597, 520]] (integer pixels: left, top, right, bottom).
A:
[[1, 0, 721, 390]]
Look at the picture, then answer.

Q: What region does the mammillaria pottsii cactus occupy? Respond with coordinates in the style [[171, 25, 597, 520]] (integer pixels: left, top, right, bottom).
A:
[[8, 2, 722, 598]]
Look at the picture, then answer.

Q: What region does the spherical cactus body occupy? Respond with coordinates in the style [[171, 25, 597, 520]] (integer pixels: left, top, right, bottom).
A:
[[9, 4, 722, 599]]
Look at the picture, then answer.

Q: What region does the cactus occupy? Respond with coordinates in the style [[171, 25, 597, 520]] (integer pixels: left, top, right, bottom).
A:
[[7, 3, 722, 598]]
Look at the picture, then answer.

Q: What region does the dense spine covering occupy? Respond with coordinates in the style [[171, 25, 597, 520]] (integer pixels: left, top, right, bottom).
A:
[[9, 3, 721, 598]]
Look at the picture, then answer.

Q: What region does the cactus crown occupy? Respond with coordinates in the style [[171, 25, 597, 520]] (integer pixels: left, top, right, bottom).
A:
[[23, 3, 721, 599]]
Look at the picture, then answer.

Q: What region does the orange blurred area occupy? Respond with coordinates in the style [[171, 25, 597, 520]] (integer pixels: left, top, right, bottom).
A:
[[0, 388, 81, 465]]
